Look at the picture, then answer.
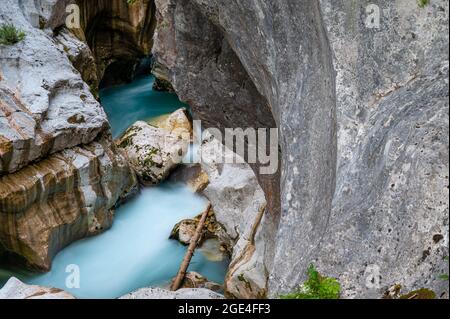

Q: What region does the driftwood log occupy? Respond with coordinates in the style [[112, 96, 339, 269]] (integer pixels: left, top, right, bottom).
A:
[[171, 203, 212, 291]]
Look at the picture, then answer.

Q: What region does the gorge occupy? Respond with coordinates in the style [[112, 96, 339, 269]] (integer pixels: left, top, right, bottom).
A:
[[0, 0, 449, 300]]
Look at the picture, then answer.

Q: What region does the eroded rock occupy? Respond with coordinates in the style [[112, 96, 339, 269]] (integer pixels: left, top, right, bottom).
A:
[[0, 133, 137, 270], [0, 277, 75, 299], [0, 1, 109, 175], [174, 271, 222, 293], [120, 287, 224, 299], [117, 120, 188, 185]]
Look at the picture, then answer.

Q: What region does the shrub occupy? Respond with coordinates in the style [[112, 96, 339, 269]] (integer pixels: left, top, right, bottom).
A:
[[279, 264, 341, 299], [0, 23, 26, 45], [418, 0, 430, 8]]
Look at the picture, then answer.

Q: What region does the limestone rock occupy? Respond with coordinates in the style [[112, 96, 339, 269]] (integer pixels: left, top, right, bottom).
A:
[[0, 134, 137, 270], [175, 271, 222, 293], [54, 27, 99, 95], [47, 0, 156, 86], [179, 135, 269, 298], [170, 219, 197, 245], [117, 121, 188, 185], [153, 0, 449, 299], [169, 164, 210, 193], [120, 287, 224, 299], [169, 204, 229, 249], [155, 108, 192, 141], [0, 277, 75, 299], [0, 1, 109, 175]]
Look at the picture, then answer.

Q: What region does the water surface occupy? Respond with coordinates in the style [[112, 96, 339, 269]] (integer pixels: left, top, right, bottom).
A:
[[0, 75, 229, 299]]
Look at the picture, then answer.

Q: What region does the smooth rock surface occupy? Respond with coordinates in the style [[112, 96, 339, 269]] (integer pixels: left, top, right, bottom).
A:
[[199, 135, 269, 298], [153, 0, 449, 299], [47, 0, 156, 87], [117, 120, 188, 185], [120, 287, 224, 299], [0, 277, 75, 299], [1, 0, 109, 175]]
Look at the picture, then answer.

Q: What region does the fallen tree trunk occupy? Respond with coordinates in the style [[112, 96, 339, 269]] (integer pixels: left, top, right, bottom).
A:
[[171, 203, 212, 291]]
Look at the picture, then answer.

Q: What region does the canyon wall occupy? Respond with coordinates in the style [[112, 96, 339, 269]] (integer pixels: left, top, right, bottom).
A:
[[0, 0, 137, 270], [47, 0, 156, 88], [153, 0, 449, 298]]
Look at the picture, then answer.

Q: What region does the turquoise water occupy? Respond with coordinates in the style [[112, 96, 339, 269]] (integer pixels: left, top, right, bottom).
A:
[[100, 75, 188, 138], [0, 75, 229, 299]]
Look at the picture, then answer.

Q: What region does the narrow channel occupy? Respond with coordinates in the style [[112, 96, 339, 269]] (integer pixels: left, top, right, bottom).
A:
[[0, 75, 230, 299]]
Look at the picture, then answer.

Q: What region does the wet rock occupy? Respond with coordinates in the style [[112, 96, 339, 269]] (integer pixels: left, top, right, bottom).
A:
[[0, 277, 75, 299], [170, 219, 197, 245], [170, 205, 230, 250], [120, 287, 224, 299]]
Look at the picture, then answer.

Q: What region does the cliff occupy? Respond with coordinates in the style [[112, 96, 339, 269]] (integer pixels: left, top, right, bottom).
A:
[[153, 0, 449, 298], [0, 0, 137, 270]]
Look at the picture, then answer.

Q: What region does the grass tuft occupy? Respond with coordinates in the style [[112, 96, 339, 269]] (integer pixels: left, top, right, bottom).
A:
[[0, 23, 26, 45], [279, 264, 341, 299]]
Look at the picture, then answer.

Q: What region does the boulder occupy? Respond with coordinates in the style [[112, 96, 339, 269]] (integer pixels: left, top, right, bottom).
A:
[[117, 120, 189, 185], [170, 134, 269, 298], [120, 287, 224, 299], [0, 134, 137, 270], [169, 164, 210, 193], [0, 277, 75, 299]]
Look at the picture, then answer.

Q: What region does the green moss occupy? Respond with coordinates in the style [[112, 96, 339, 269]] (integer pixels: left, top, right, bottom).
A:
[[279, 264, 341, 299], [399, 288, 436, 299], [118, 132, 137, 148], [418, 0, 430, 8], [142, 147, 160, 167], [127, 0, 138, 4], [0, 23, 26, 45], [440, 256, 449, 281]]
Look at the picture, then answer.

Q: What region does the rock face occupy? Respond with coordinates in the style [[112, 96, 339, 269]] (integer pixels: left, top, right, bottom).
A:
[[117, 110, 191, 185], [0, 277, 75, 299], [0, 1, 137, 270], [201, 137, 268, 299], [1, 1, 108, 175], [175, 271, 222, 293], [120, 287, 224, 299], [153, 0, 449, 299], [315, 0, 449, 299], [0, 134, 137, 270], [169, 204, 229, 248], [47, 0, 156, 87]]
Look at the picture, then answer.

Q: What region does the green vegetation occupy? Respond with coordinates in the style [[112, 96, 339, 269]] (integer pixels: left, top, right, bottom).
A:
[[0, 23, 26, 45], [127, 0, 138, 4], [399, 288, 436, 299], [279, 264, 341, 299], [418, 0, 430, 8]]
